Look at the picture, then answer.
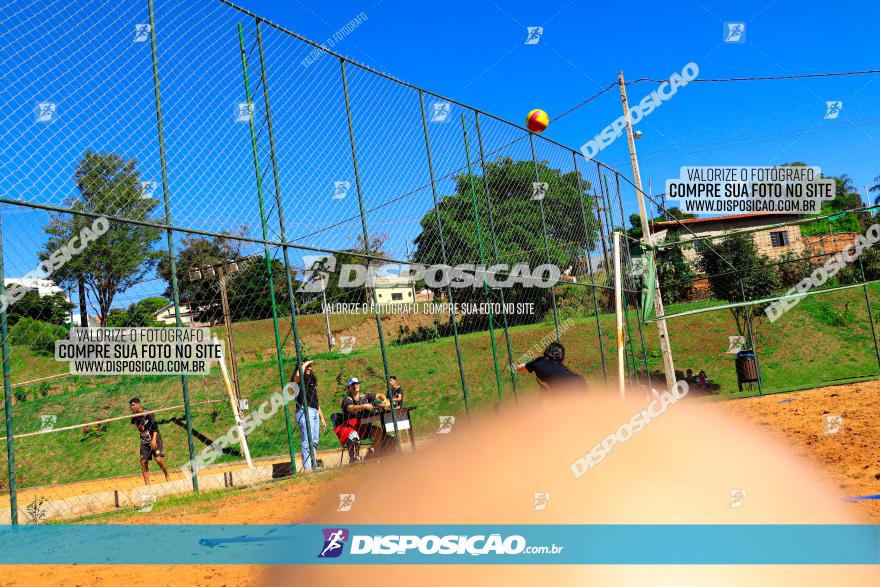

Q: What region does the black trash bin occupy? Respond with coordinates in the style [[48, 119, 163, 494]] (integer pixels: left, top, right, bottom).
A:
[[735, 349, 759, 391]]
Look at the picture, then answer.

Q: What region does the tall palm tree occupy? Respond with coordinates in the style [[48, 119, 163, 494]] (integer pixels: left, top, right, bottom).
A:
[[870, 174, 880, 205], [829, 173, 862, 210]]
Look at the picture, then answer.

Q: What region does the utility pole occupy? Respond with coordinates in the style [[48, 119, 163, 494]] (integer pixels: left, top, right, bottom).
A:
[[618, 71, 677, 392], [404, 239, 418, 304], [321, 272, 333, 352], [306, 259, 334, 352], [215, 263, 242, 404], [191, 260, 244, 405]]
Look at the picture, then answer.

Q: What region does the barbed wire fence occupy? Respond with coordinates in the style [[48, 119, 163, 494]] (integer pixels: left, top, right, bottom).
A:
[[0, 0, 647, 524]]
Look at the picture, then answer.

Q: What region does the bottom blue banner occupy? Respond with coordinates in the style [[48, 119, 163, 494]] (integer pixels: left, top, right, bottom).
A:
[[0, 525, 877, 565]]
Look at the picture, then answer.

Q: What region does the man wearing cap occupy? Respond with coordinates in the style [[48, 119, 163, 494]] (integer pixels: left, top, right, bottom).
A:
[[340, 377, 390, 458]]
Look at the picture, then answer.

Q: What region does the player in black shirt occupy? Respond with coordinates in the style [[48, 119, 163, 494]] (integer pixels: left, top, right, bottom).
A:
[[516, 342, 585, 392], [389, 376, 404, 407], [129, 397, 170, 485]]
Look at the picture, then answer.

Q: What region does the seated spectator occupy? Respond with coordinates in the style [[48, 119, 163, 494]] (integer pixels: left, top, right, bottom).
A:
[[696, 370, 709, 390], [331, 412, 362, 464], [389, 376, 404, 407], [339, 377, 391, 458], [685, 369, 694, 384], [516, 342, 585, 392]]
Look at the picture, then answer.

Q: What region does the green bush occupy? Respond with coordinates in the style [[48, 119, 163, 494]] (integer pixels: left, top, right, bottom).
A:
[[9, 318, 68, 355], [395, 323, 440, 345], [555, 287, 599, 320]]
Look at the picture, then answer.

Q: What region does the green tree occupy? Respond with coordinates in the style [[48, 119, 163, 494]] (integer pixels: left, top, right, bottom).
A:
[[776, 252, 814, 289], [626, 213, 643, 240], [225, 256, 292, 322], [859, 246, 880, 282], [157, 231, 246, 324], [296, 234, 391, 312], [869, 174, 880, 204], [42, 150, 161, 325], [6, 291, 73, 326], [696, 233, 781, 339], [655, 205, 695, 222], [655, 240, 696, 303], [105, 297, 169, 327], [830, 173, 862, 211]]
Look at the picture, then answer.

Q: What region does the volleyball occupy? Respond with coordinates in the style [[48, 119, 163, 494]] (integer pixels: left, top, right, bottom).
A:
[[526, 108, 549, 132]]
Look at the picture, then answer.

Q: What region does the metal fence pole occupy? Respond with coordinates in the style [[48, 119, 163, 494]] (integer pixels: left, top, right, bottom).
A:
[[593, 162, 611, 275], [528, 134, 561, 342], [0, 212, 18, 525], [738, 277, 763, 394], [602, 175, 617, 233], [614, 173, 628, 235], [147, 0, 198, 492], [418, 91, 470, 415], [460, 114, 504, 404], [237, 24, 299, 469], [572, 154, 607, 383], [630, 289, 652, 386], [255, 18, 316, 470], [622, 289, 638, 387], [339, 59, 399, 439], [856, 254, 880, 370], [474, 113, 518, 398]]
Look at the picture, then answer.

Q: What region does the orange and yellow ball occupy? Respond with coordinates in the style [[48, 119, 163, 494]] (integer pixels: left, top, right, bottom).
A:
[[526, 108, 549, 133]]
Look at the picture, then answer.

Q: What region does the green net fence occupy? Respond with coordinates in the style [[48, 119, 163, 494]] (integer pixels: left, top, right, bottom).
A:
[[0, 0, 646, 523], [645, 205, 880, 396]]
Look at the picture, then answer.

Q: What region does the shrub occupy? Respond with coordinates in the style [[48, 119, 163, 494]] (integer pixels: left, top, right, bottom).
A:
[[13, 389, 28, 403], [776, 252, 814, 289], [38, 381, 51, 398], [395, 323, 440, 345], [25, 496, 48, 524], [817, 301, 855, 327], [81, 419, 109, 440], [555, 287, 599, 320]]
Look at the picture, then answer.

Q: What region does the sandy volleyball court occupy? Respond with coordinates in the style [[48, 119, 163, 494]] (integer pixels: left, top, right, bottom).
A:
[[3, 382, 879, 586]]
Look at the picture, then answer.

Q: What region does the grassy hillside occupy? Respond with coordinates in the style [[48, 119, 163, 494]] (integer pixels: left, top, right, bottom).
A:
[[2, 283, 879, 490]]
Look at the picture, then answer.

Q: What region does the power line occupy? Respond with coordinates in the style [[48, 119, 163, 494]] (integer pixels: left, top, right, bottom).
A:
[[551, 70, 880, 126], [626, 69, 880, 84], [550, 83, 616, 122]]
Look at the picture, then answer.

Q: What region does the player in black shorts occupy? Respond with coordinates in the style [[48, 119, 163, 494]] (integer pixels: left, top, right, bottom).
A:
[[516, 342, 585, 392], [129, 397, 170, 485]]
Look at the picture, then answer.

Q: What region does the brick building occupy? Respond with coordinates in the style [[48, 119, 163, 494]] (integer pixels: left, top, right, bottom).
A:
[[649, 213, 857, 297]]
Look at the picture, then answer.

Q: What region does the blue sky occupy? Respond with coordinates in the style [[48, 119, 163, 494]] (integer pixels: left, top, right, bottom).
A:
[[235, 0, 880, 200], [2, 0, 879, 310]]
